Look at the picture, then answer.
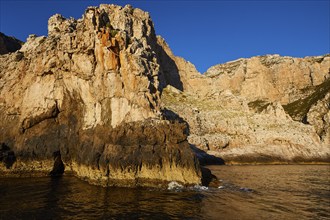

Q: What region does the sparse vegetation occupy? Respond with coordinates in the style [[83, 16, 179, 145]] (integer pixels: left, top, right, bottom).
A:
[[162, 87, 230, 112], [110, 29, 118, 37], [283, 78, 330, 121], [248, 100, 270, 113]]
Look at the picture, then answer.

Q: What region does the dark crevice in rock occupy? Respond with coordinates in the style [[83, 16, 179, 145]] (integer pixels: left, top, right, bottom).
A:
[[302, 115, 309, 125], [49, 151, 65, 176], [98, 11, 110, 30], [95, 152, 101, 170], [0, 143, 16, 169], [52, 101, 60, 117], [41, 70, 54, 77], [308, 66, 314, 85]]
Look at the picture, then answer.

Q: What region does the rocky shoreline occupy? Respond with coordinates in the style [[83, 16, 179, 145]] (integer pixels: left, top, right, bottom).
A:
[[0, 4, 329, 187], [0, 4, 205, 187]]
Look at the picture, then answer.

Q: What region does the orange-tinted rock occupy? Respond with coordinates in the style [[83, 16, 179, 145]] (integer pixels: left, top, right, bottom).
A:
[[0, 4, 202, 187]]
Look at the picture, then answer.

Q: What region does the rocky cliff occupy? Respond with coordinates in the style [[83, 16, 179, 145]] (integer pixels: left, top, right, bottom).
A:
[[1, 4, 329, 186], [0, 32, 23, 55], [0, 4, 203, 187], [162, 54, 330, 164], [205, 55, 329, 104]]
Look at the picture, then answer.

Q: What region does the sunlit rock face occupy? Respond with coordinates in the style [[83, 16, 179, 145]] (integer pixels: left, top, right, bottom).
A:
[[162, 54, 330, 164], [0, 4, 202, 187], [1, 3, 328, 185], [204, 55, 329, 104]]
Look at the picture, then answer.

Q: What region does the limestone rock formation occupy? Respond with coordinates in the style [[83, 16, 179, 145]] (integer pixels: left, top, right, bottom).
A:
[[1, 4, 329, 183], [307, 93, 330, 146], [155, 34, 329, 164], [162, 85, 329, 164], [161, 54, 330, 164], [0, 32, 23, 55], [0, 4, 202, 187], [204, 55, 330, 105]]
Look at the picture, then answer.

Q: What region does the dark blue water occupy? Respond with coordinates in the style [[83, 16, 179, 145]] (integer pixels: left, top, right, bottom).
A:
[[0, 165, 329, 219]]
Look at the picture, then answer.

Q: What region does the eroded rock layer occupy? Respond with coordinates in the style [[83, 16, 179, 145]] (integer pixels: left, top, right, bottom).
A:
[[1, 3, 329, 181], [161, 54, 330, 164], [0, 4, 202, 186]]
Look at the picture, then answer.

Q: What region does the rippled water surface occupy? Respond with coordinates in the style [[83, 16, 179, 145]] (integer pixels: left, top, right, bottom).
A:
[[0, 165, 329, 219]]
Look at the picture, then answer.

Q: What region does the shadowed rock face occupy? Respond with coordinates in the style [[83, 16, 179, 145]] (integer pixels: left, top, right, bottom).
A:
[[0, 143, 16, 169], [0, 32, 23, 55], [0, 4, 202, 187]]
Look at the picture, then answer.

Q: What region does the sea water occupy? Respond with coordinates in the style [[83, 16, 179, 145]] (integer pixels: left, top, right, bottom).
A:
[[0, 165, 329, 219]]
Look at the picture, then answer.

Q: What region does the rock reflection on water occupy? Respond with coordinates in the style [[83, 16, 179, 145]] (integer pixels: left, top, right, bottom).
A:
[[0, 176, 204, 219], [0, 165, 329, 220]]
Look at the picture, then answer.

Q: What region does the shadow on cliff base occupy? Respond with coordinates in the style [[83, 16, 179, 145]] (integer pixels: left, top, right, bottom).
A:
[[49, 151, 65, 177], [0, 143, 16, 169], [161, 109, 224, 186], [190, 145, 225, 186], [161, 109, 225, 166], [190, 145, 225, 166]]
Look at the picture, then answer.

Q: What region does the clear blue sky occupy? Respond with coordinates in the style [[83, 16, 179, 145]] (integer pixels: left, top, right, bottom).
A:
[[0, 0, 329, 73]]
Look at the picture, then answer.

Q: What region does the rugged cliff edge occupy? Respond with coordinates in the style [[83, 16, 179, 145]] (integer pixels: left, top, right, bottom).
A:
[[160, 48, 330, 164], [1, 4, 329, 187], [0, 32, 23, 55], [0, 4, 203, 187]]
